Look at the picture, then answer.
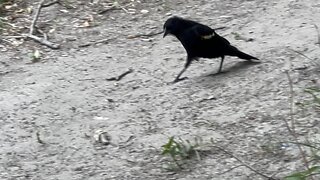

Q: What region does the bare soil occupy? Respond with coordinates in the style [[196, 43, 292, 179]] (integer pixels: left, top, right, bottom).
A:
[[0, 0, 320, 179]]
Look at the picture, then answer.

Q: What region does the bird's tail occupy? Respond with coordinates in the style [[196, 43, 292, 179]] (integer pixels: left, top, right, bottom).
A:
[[227, 46, 259, 60]]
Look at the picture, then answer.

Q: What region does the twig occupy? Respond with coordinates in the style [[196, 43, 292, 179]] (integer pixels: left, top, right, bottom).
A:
[[26, 0, 61, 49], [314, 24, 320, 48], [78, 37, 115, 48], [36, 131, 45, 144], [218, 164, 245, 175], [214, 26, 227, 31], [42, 0, 60, 7], [284, 71, 312, 173], [127, 31, 163, 39], [1, 35, 25, 39], [1, 34, 60, 49], [0, 20, 16, 27], [288, 48, 320, 67], [37, 28, 48, 40], [0, 38, 14, 45], [106, 68, 134, 81], [30, 0, 46, 35], [27, 34, 60, 49], [210, 140, 276, 180], [285, 71, 295, 132], [288, 48, 313, 61], [98, 5, 119, 14], [115, 2, 129, 13]]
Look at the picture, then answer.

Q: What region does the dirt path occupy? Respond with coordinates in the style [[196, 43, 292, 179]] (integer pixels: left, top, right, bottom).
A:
[[1, 0, 319, 179]]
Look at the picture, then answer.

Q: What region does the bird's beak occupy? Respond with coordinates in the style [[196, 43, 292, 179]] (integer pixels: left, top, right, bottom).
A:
[[163, 28, 169, 38]]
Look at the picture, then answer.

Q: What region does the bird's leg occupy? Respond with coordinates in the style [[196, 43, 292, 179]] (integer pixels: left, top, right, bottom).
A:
[[173, 58, 192, 83], [174, 68, 188, 83], [218, 56, 225, 73]]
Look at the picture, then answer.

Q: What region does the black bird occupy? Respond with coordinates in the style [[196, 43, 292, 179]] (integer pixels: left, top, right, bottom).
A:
[[163, 16, 259, 82]]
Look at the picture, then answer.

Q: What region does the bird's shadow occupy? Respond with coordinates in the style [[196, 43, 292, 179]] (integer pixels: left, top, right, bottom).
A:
[[203, 60, 260, 77]]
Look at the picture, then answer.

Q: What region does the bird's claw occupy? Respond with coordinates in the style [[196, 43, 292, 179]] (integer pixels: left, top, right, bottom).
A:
[[174, 77, 188, 83], [167, 77, 188, 84]]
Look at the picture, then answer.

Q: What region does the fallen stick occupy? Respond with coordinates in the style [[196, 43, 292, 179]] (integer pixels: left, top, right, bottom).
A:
[[36, 28, 48, 40], [27, 34, 60, 49], [106, 69, 134, 81], [42, 0, 60, 8], [1, 34, 60, 49], [288, 48, 313, 61], [36, 131, 45, 144], [30, 0, 46, 35], [78, 37, 116, 48], [98, 5, 119, 14], [127, 31, 163, 39], [27, 0, 61, 49]]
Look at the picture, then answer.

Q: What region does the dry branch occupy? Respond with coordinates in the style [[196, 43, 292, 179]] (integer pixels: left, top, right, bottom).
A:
[[288, 48, 320, 67], [42, 0, 60, 8], [30, 0, 46, 35], [106, 69, 134, 81], [27, 34, 60, 49], [36, 28, 48, 40], [78, 37, 116, 48], [1, 34, 60, 49], [98, 5, 119, 14], [288, 48, 313, 61], [36, 131, 45, 144], [218, 165, 245, 175], [25, 0, 61, 49], [127, 31, 163, 39]]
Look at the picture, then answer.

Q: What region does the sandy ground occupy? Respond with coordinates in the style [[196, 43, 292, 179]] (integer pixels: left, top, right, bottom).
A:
[[1, 0, 320, 179]]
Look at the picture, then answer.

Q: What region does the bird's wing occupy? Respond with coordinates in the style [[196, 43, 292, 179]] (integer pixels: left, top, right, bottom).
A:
[[191, 25, 230, 44], [191, 25, 216, 40]]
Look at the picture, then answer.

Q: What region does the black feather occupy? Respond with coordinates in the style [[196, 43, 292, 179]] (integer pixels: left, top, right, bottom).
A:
[[163, 16, 259, 82]]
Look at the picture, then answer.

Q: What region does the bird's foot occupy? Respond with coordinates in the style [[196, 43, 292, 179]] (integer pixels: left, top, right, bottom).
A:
[[167, 77, 188, 84]]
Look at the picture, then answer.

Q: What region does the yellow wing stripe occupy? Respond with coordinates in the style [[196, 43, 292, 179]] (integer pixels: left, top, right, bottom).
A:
[[201, 33, 215, 40]]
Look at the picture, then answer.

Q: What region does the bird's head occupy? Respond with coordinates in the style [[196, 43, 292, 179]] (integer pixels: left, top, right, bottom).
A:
[[163, 16, 185, 38]]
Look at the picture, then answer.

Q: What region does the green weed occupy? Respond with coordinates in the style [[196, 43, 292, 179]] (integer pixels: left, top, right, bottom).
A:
[[161, 136, 203, 171]]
